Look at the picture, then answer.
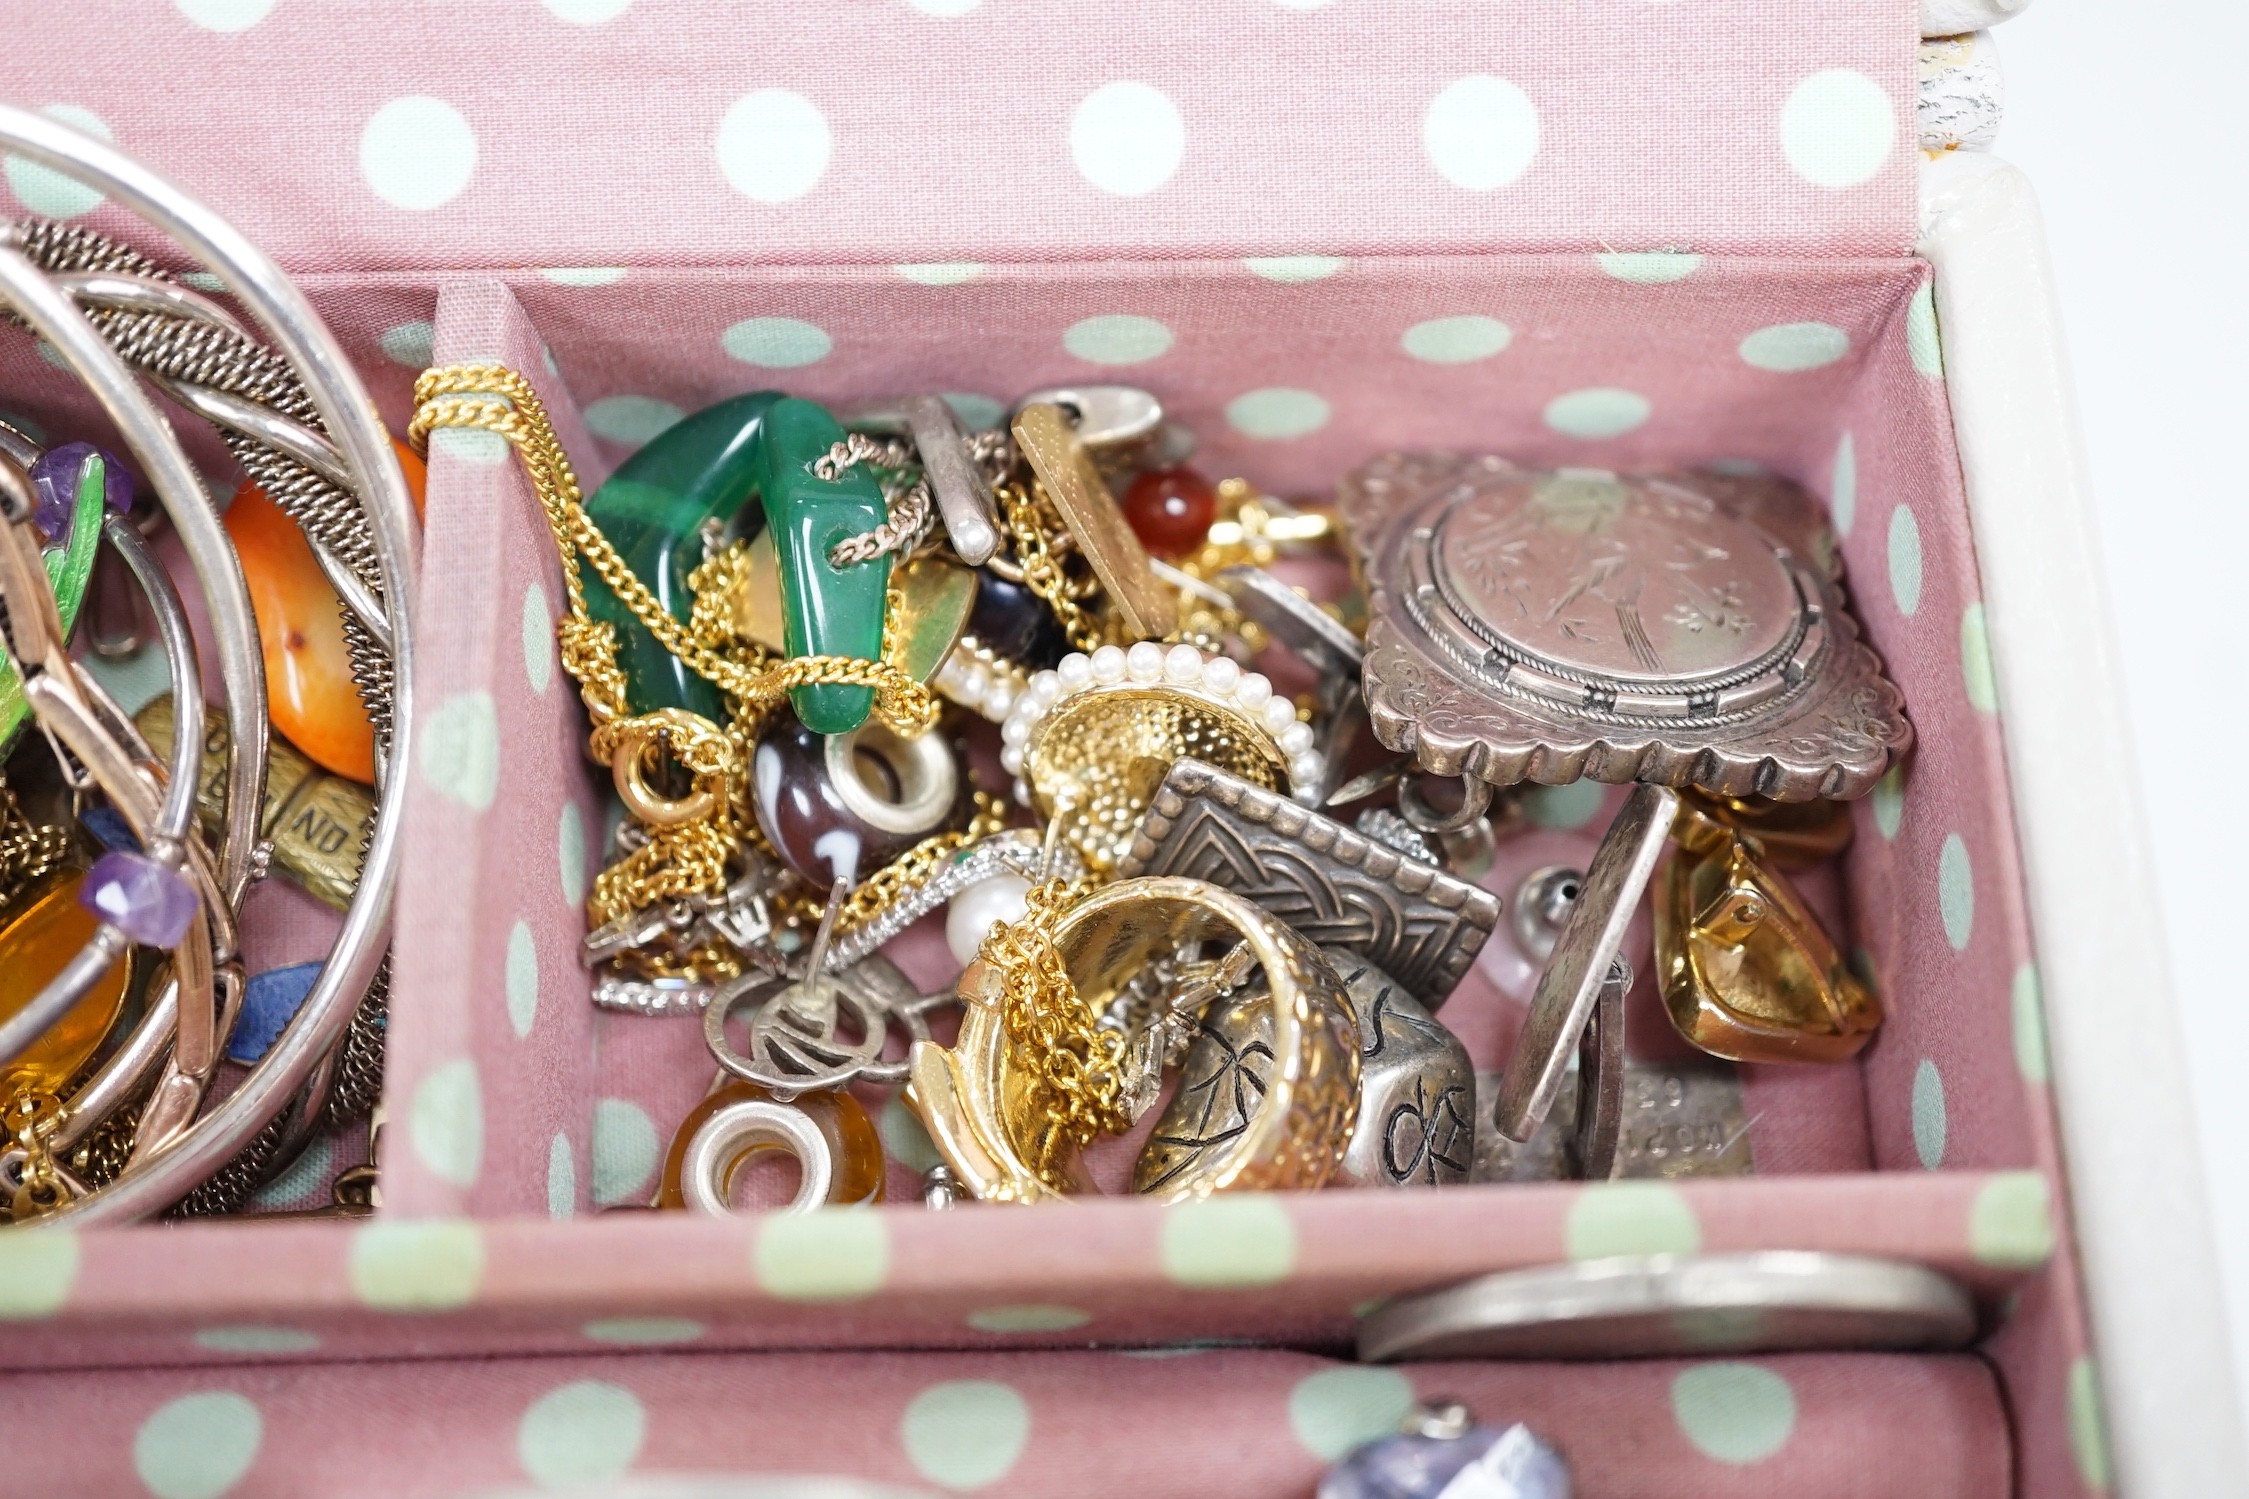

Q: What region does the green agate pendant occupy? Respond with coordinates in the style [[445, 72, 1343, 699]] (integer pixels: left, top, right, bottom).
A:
[[583, 390, 782, 721], [757, 399, 891, 735]]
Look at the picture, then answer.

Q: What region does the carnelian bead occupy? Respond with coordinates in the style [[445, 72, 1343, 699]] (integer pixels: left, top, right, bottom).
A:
[[1120, 467, 1217, 559], [224, 436, 426, 785]]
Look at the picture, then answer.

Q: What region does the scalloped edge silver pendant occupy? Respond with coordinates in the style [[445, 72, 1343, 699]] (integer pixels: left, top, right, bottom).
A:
[[1341, 455, 1911, 802]]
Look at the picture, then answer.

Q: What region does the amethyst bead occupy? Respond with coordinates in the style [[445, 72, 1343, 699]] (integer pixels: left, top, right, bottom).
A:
[[1319, 1424, 1570, 1499], [27, 443, 130, 545], [79, 849, 200, 948]]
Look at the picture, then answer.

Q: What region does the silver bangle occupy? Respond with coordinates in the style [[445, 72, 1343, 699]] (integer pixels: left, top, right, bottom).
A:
[[0, 103, 416, 1223]]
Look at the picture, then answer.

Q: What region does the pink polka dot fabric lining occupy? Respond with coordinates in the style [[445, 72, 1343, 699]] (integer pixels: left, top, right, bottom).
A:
[[3, 1, 1915, 271], [0, 2, 2106, 1494], [0, 256, 2103, 1499], [12, 1348, 2011, 1498]]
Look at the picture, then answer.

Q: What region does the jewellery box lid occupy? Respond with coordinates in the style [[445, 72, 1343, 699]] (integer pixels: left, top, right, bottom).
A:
[[1, 1, 1921, 274]]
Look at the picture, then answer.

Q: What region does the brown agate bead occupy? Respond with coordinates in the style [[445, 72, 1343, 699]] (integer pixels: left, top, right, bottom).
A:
[[1120, 467, 1217, 558], [750, 717, 964, 887]]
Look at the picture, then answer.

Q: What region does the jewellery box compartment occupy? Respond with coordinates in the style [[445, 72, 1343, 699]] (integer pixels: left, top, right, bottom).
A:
[[391, 255, 2063, 1219], [8, 1346, 2016, 1499], [0, 253, 2092, 1496]]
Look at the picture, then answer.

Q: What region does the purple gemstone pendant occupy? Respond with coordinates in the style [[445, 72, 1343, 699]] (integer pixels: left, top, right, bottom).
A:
[[1319, 1411, 1571, 1499], [80, 849, 200, 948], [27, 442, 130, 546]]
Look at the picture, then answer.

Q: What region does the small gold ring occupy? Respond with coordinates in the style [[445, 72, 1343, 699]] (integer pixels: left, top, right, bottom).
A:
[[610, 710, 725, 828], [907, 875, 1360, 1202]]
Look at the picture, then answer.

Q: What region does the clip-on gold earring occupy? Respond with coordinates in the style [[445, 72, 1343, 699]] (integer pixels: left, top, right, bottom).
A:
[[1654, 811, 1880, 1065]]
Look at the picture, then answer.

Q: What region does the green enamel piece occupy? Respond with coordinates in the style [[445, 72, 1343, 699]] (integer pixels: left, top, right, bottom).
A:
[[757, 399, 890, 734], [0, 452, 107, 754], [583, 390, 783, 720]]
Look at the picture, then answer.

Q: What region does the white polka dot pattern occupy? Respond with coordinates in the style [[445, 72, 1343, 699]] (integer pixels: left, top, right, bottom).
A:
[[716, 91, 830, 203], [896, 261, 984, 285], [135, 1391, 262, 1499], [174, 0, 278, 31], [1401, 315, 1512, 364], [1063, 314, 1174, 365], [4, 1349, 2027, 1494], [539, 267, 627, 287], [1423, 76, 1541, 191], [1545, 387, 1650, 440], [1780, 69, 1898, 189], [517, 1381, 646, 1488], [583, 395, 683, 448], [18, 8, 1912, 268], [5, 105, 113, 219], [722, 317, 832, 368], [359, 97, 477, 211], [1070, 82, 1185, 198], [1244, 256, 1345, 282], [1672, 1363, 1799, 1463], [543, 0, 634, 21], [901, 1380, 1030, 1488], [1226, 388, 1329, 440]]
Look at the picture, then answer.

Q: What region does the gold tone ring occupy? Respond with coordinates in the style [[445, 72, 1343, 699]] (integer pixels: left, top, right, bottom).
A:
[[608, 709, 726, 828], [907, 875, 1360, 1202], [1672, 788, 1854, 868]]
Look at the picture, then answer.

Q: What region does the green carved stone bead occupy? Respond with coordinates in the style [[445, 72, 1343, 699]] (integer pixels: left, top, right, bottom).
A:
[[582, 390, 782, 720], [757, 398, 891, 735]]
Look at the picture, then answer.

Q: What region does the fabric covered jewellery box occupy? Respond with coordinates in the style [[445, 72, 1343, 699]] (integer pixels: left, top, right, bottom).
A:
[[0, 2, 2233, 1496]]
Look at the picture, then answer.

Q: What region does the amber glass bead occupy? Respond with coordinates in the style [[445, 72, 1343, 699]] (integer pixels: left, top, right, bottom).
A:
[[1120, 467, 1217, 559], [0, 871, 131, 1099], [226, 436, 426, 784], [656, 1079, 886, 1211]]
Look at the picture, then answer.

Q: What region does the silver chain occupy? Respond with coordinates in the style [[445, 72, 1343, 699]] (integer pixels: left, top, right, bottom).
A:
[[814, 434, 936, 567]]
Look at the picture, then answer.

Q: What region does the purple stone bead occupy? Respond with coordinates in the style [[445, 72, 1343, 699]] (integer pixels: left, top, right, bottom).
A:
[[1318, 1424, 1570, 1499], [27, 442, 130, 545], [79, 849, 200, 949]]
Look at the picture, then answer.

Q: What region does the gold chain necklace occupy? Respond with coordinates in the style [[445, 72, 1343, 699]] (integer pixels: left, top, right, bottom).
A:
[[976, 878, 1129, 1187], [409, 364, 971, 959]]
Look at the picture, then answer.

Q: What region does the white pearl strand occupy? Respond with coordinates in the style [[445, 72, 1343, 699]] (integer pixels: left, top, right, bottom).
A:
[[933, 640, 1028, 723], [998, 640, 1323, 805]]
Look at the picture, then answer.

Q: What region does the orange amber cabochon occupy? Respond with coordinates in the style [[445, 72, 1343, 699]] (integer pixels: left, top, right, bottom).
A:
[[221, 435, 421, 785]]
